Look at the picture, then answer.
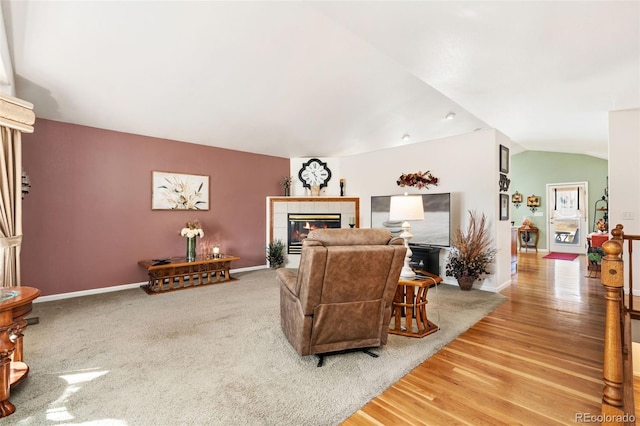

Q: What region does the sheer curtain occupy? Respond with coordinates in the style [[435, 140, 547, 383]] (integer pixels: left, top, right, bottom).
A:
[[0, 94, 35, 287], [551, 185, 586, 219]]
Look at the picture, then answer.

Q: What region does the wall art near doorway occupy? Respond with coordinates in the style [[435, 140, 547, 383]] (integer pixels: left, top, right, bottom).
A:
[[500, 194, 509, 220], [499, 145, 509, 173]]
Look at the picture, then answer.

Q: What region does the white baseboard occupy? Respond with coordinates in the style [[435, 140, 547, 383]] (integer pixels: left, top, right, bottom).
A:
[[35, 264, 268, 303], [495, 279, 512, 292], [36, 282, 143, 303]]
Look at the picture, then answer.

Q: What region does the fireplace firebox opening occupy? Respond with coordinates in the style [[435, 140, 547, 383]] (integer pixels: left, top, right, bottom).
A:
[[287, 213, 341, 254]]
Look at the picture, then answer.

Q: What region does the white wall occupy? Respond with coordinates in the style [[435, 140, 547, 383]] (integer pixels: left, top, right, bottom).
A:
[[338, 129, 510, 292], [609, 109, 640, 294], [0, 6, 16, 96], [609, 109, 640, 234]]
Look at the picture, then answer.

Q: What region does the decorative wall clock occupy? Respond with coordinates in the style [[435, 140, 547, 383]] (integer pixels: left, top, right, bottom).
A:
[[298, 158, 332, 189]]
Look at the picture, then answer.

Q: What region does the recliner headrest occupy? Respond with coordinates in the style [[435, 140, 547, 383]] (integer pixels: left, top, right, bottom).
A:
[[305, 228, 397, 246]]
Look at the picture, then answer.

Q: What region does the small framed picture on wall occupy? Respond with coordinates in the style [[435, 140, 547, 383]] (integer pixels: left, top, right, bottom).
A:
[[500, 193, 509, 221], [499, 145, 509, 173]]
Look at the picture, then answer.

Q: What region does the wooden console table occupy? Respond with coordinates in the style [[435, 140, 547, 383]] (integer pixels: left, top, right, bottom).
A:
[[0, 286, 40, 418], [389, 272, 441, 338], [518, 226, 539, 252], [138, 255, 240, 294]]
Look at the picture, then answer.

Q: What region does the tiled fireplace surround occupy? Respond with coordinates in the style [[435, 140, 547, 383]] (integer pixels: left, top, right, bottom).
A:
[[267, 197, 360, 268]]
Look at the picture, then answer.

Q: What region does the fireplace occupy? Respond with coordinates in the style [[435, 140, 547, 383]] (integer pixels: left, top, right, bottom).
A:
[[288, 213, 341, 254], [268, 197, 359, 268]]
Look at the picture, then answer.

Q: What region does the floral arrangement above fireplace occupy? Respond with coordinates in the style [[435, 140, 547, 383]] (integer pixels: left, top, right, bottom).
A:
[[396, 170, 438, 189]]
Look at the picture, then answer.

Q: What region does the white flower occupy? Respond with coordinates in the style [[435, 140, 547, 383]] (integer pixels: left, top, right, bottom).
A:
[[181, 228, 204, 238], [159, 176, 206, 210], [180, 220, 204, 238]]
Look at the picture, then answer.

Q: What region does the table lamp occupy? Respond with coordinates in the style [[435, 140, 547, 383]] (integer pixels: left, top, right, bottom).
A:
[[389, 193, 424, 279]]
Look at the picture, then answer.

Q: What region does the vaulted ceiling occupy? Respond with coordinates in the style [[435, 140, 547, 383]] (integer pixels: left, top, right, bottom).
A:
[[2, 1, 638, 160]]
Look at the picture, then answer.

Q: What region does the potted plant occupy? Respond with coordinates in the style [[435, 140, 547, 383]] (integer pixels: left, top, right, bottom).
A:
[[587, 246, 604, 276], [445, 210, 497, 290], [267, 239, 286, 269]]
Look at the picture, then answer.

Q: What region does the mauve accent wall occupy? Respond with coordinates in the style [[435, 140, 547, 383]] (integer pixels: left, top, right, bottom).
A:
[[21, 119, 289, 296]]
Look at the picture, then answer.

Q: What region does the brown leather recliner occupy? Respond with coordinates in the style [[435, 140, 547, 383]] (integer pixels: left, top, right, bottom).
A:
[[277, 228, 406, 363]]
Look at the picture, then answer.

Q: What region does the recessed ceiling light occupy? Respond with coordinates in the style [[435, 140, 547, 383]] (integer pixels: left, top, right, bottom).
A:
[[402, 134, 411, 142], [445, 112, 456, 120]]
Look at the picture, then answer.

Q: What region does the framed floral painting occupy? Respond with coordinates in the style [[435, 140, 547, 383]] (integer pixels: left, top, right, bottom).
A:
[[152, 171, 209, 210]]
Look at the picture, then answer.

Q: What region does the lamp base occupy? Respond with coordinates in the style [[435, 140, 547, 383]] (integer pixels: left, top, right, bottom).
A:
[[399, 222, 415, 280], [400, 266, 416, 280]]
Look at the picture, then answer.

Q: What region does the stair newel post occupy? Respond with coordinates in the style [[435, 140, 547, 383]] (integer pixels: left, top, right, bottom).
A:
[[600, 225, 625, 422]]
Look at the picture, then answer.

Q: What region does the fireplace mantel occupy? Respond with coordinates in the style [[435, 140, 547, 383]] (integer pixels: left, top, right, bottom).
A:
[[267, 197, 360, 268]]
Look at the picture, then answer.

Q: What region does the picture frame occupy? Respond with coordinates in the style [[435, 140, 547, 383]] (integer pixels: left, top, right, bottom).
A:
[[511, 192, 523, 204], [526, 195, 541, 207], [500, 194, 509, 221], [499, 144, 509, 173], [152, 171, 210, 210]]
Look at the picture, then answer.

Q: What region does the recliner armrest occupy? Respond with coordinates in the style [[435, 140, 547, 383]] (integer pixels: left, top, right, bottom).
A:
[[276, 268, 299, 295], [389, 237, 404, 246]]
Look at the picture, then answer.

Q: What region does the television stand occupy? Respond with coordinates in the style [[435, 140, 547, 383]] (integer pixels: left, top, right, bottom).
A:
[[409, 245, 441, 276]]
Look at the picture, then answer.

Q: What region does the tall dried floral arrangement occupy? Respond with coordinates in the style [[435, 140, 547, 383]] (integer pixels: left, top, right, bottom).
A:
[[445, 210, 497, 282]]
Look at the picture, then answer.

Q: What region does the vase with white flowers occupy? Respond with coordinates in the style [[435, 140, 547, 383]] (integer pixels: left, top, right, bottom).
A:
[[180, 220, 204, 261]]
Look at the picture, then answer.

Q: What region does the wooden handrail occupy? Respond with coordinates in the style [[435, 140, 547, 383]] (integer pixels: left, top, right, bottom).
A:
[[601, 224, 636, 424]]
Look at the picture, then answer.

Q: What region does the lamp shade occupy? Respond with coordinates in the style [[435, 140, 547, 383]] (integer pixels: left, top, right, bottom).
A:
[[388, 194, 424, 221]]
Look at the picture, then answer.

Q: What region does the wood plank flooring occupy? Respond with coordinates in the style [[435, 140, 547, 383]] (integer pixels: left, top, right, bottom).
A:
[[343, 252, 631, 425]]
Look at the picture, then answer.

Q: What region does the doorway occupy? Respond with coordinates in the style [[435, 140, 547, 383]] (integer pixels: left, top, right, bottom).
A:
[[547, 182, 588, 254]]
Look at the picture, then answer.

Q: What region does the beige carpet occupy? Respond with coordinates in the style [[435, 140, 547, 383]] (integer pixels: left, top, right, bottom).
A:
[[9, 269, 506, 425]]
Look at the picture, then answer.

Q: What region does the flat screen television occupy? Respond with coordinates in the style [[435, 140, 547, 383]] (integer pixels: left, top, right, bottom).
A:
[[371, 193, 451, 247]]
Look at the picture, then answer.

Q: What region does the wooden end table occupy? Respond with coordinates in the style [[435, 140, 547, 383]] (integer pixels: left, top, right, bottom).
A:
[[389, 271, 442, 338], [0, 286, 40, 418], [138, 255, 240, 294], [518, 226, 539, 252]]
